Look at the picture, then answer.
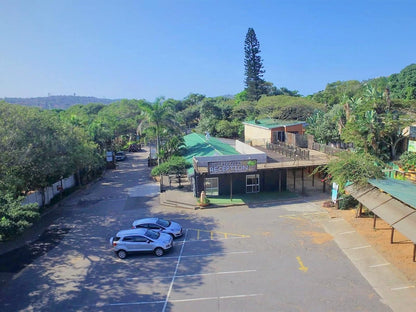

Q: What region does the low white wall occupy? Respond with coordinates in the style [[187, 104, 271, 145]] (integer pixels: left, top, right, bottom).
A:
[[22, 175, 76, 206], [235, 140, 267, 163]]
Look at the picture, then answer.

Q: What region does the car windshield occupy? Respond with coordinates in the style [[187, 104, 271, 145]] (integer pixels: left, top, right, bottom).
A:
[[156, 218, 170, 227], [145, 229, 160, 240]]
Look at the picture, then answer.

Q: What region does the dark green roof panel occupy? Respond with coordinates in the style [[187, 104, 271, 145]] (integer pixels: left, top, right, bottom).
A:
[[369, 178, 416, 208]]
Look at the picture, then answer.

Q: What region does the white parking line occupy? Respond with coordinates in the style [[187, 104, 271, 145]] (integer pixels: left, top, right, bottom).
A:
[[161, 250, 254, 260], [176, 236, 251, 243], [339, 231, 356, 235], [369, 263, 390, 268], [107, 300, 165, 306], [180, 250, 254, 258], [170, 293, 263, 303], [103, 293, 263, 307], [351, 245, 371, 250], [176, 269, 257, 278], [125, 270, 257, 281], [391, 285, 416, 291], [162, 229, 188, 312]]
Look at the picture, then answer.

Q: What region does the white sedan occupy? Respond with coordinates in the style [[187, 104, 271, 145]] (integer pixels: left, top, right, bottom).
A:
[[132, 218, 183, 238]]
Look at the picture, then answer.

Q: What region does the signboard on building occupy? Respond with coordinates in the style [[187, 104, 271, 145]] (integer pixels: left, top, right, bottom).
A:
[[208, 160, 257, 175]]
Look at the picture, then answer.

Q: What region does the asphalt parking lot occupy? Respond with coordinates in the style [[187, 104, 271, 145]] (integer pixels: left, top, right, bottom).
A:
[[0, 152, 402, 311]]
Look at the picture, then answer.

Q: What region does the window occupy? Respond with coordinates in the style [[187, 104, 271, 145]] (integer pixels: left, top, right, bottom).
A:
[[148, 224, 161, 230], [246, 174, 259, 193], [133, 236, 148, 243], [204, 177, 219, 196]]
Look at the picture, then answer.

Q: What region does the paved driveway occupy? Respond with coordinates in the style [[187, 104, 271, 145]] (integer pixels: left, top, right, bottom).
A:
[[0, 151, 393, 311]]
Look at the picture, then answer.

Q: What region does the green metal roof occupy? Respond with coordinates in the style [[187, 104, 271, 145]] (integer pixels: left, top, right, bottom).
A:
[[182, 133, 240, 175], [369, 178, 416, 208], [243, 119, 306, 129], [183, 133, 239, 162]]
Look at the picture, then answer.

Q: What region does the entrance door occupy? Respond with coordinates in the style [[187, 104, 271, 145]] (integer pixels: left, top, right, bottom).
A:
[[246, 174, 259, 193], [204, 177, 219, 196]]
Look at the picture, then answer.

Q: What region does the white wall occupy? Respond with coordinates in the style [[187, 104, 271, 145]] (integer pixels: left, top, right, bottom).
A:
[[22, 175, 76, 206]]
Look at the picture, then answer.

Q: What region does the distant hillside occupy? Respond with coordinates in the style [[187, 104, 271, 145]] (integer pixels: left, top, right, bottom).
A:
[[1, 95, 118, 110]]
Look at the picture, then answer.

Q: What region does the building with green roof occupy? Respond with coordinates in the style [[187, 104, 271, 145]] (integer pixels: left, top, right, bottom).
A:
[[243, 119, 306, 146]]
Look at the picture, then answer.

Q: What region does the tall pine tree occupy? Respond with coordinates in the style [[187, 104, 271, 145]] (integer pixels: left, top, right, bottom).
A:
[[244, 28, 266, 101]]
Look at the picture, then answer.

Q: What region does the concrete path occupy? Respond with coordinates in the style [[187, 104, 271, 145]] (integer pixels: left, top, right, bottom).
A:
[[161, 188, 416, 312]]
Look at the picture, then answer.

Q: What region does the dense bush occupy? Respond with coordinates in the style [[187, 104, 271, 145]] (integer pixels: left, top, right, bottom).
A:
[[0, 193, 39, 241], [151, 156, 191, 177], [398, 151, 416, 171], [338, 195, 358, 210]]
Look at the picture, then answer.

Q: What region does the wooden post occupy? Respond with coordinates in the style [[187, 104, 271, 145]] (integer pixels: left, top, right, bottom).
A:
[[301, 168, 305, 195], [312, 170, 315, 187], [356, 203, 362, 218], [293, 169, 296, 191], [373, 214, 377, 229], [413, 244, 416, 262], [230, 177, 233, 201], [390, 228, 395, 244]]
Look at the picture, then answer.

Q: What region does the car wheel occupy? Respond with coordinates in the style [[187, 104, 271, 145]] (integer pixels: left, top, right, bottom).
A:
[[154, 247, 164, 257], [117, 250, 127, 259], [169, 233, 175, 240]]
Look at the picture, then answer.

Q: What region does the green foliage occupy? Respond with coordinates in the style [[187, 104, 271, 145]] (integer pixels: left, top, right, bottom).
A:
[[321, 151, 385, 190], [234, 90, 247, 105], [256, 95, 324, 120], [338, 194, 359, 210], [0, 102, 104, 200], [310, 80, 362, 108], [140, 97, 180, 163], [244, 28, 266, 101], [215, 120, 243, 139], [306, 109, 341, 144], [150, 156, 191, 177], [388, 64, 416, 100], [0, 193, 39, 241], [398, 151, 416, 171]]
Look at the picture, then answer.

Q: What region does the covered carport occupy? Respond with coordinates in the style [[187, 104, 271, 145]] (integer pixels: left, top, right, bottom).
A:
[[346, 178, 416, 262]]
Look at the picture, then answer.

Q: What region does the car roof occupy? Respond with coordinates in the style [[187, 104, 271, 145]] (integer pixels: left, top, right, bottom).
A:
[[116, 228, 148, 236], [133, 217, 159, 224]]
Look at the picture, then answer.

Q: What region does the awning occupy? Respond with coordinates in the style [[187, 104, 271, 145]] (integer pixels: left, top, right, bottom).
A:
[[345, 183, 416, 246]]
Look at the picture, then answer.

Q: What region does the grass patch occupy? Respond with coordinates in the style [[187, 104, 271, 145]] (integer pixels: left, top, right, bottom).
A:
[[208, 191, 298, 205]]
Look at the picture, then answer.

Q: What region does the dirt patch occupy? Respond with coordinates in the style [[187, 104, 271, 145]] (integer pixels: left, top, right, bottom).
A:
[[335, 208, 416, 283], [299, 231, 333, 245]]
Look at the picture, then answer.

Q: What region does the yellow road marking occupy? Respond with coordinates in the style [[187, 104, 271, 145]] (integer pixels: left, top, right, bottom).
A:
[[296, 256, 308, 272]]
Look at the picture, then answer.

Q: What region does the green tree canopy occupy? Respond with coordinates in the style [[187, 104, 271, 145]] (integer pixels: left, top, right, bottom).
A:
[[244, 28, 266, 101]]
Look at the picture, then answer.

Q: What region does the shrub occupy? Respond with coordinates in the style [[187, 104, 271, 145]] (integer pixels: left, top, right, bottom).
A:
[[398, 151, 416, 171], [0, 193, 39, 241], [150, 156, 191, 177], [338, 195, 358, 210]]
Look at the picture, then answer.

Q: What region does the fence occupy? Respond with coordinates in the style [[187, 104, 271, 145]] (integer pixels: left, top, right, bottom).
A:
[[22, 175, 76, 206], [266, 142, 310, 160]]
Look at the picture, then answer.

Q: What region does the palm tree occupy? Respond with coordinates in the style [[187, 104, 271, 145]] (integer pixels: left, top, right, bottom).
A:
[[140, 97, 178, 165]]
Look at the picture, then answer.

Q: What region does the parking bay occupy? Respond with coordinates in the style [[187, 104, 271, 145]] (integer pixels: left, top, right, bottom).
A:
[[97, 202, 391, 312]]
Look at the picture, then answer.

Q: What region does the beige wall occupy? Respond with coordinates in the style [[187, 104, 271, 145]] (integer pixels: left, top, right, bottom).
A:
[[244, 125, 271, 146]]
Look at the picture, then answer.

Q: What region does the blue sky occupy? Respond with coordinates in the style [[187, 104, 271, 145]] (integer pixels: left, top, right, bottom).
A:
[[1, 0, 415, 101]]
